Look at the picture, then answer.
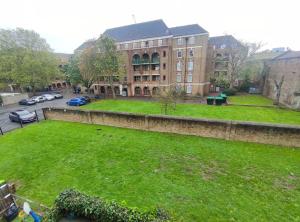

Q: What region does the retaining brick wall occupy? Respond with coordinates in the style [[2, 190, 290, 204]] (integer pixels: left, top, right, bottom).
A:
[[43, 107, 300, 148]]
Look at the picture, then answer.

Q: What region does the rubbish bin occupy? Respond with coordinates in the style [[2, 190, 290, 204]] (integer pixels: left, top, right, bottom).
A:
[[215, 97, 224, 105], [220, 93, 227, 103], [206, 96, 215, 105]]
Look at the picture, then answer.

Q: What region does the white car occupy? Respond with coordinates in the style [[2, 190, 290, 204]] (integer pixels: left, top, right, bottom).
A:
[[42, 94, 55, 101], [31, 96, 46, 103]]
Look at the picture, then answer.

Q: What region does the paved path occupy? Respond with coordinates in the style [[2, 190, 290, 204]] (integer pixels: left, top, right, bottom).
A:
[[0, 97, 70, 133]]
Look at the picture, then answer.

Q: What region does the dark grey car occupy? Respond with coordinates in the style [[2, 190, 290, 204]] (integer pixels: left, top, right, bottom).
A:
[[9, 110, 37, 123]]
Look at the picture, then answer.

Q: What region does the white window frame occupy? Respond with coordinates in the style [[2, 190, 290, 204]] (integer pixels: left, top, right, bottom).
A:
[[187, 72, 193, 83], [186, 84, 192, 94], [177, 50, 182, 58], [124, 43, 129, 49], [189, 36, 195, 45], [176, 61, 182, 71], [149, 40, 153, 47], [176, 73, 181, 83], [177, 38, 183, 46], [117, 44, 120, 50], [133, 42, 139, 49], [141, 41, 146, 48], [188, 60, 193, 71], [158, 39, 163, 46]]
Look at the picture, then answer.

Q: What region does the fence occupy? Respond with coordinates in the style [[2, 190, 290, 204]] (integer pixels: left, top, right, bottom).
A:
[[43, 107, 300, 148]]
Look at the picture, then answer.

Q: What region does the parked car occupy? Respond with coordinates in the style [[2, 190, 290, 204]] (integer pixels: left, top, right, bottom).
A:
[[42, 94, 55, 101], [31, 96, 46, 103], [79, 96, 91, 103], [52, 93, 63, 99], [9, 110, 37, 123], [18, 99, 36, 106], [66, 97, 87, 106]]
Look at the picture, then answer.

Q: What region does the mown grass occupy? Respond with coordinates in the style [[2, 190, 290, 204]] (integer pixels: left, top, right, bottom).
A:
[[0, 121, 299, 221], [83, 99, 300, 125], [229, 94, 274, 106]]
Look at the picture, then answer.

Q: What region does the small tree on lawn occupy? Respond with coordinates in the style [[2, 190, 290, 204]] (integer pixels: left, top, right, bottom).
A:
[[94, 36, 125, 98], [156, 86, 184, 115], [273, 75, 284, 105]]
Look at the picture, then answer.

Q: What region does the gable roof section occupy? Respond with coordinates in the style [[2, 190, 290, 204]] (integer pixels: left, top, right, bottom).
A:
[[103, 19, 170, 42], [209, 35, 242, 49], [75, 40, 96, 52], [169, 24, 208, 37], [273, 51, 300, 60]]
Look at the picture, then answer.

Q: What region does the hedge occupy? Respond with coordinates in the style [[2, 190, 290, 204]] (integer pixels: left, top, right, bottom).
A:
[[45, 189, 170, 222]]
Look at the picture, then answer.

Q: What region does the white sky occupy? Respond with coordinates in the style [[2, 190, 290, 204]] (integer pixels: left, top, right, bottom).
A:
[[1, 0, 299, 53]]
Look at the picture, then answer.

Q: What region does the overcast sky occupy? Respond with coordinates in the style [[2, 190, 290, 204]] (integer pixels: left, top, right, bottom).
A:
[[1, 0, 299, 53]]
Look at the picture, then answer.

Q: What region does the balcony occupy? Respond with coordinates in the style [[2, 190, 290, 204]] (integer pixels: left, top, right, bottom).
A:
[[132, 59, 159, 65]]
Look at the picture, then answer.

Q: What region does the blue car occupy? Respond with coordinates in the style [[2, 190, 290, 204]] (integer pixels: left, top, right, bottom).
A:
[[66, 97, 87, 106]]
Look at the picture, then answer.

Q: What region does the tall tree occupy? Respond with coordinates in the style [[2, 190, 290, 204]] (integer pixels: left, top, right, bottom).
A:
[[94, 36, 125, 98], [227, 42, 263, 88], [0, 28, 59, 93], [65, 54, 81, 86], [78, 47, 97, 93]]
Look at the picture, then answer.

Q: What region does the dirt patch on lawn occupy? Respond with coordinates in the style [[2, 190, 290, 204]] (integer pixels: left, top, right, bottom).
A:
[[200, 161, 227, 181], [274, 174, 299, 190]]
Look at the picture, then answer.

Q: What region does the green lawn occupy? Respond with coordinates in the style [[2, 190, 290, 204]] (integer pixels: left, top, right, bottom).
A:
[[0, 121, 299, 221], [229, 95, 274, 106], [83, 99, 300, 125]]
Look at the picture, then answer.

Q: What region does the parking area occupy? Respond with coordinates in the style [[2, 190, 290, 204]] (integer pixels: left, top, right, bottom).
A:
[[0, 96, 70, 133]]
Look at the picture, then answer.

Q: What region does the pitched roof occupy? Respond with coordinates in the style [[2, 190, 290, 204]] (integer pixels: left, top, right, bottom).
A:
[[169, 24, 208, 37], [75, 39, 96, 52], [273, 51, 300, 60], [209, 35, 242, 49], [103, 20, 170, 42]]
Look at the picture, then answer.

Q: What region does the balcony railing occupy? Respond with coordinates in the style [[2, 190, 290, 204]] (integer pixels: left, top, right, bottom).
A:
[[132, 58, 160, 65]]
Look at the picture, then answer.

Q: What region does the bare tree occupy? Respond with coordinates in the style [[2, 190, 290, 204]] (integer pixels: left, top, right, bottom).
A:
[[227, 42, 263, 88], [273, 75, 284, 105]]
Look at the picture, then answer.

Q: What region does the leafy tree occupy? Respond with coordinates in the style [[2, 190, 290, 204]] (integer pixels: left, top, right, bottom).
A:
[[78, 47, 97, 93], [94, 36, 125, 98], [65, 54, 81, 86], [0, 28, 59, 93]]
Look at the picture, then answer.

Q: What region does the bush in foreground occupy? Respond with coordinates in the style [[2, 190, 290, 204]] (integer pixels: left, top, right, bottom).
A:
[[45, 189, 169, 222]]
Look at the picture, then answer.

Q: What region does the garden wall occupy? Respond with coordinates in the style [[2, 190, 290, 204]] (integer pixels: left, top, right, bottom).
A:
[[43, 107, 300, 148]]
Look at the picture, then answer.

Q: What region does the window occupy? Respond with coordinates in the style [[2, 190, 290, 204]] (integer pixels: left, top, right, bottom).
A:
[[189, 36, 195, 44], [142, 75, 150, 81], [177, 50, 182, 58], [186, 84, 192, 94], [187, 73, 193, 83], [124, 43, 129, 49], [149, 40, 153, 47], [176, 61, 182, 71], [220, 44, 226, 49], [133, 42, 138, 49], [163, 51, 166, 57], [163, 75, 166, 80], [134, 76, 141, 82], [141, 41, 145, 48], [117, 44, 120, 50], [188, 60, 193, 71], [152, 75, 160, 81], [189, 48, 194, 57], [176, 73, 181, 82], [158, 39, 163, 46], [163, 63, 166, 69], [177, 38, 183, 45]]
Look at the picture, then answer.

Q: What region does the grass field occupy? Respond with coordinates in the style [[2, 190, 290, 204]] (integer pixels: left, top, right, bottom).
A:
[[83, 99, 300, 125], [0, 121, 299, 221], [228, 95, 274, 106]]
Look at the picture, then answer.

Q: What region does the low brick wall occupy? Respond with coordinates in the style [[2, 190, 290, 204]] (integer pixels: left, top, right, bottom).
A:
[[43, 107, 300, 148]]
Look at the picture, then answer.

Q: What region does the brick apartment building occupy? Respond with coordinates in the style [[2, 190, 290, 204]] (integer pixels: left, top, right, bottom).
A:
[[76, 20, 210, 96]]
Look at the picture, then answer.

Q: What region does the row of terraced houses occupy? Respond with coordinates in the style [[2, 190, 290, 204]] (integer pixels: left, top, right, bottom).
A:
[[75, 19, 243, 97]]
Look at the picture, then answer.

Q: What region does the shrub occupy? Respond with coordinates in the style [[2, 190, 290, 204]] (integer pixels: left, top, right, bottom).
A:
[[222, 88, 238, 96], [44, 189, 169, 222]]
